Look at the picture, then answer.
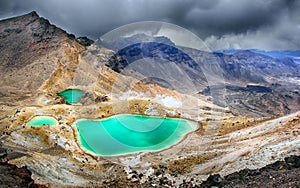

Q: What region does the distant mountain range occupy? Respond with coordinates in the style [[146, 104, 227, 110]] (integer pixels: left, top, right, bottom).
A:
[[218, 49, 300, 64], [104, 36, 300, 87]]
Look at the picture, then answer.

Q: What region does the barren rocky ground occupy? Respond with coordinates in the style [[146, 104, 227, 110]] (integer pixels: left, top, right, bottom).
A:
[[1, 155, 299, 187]]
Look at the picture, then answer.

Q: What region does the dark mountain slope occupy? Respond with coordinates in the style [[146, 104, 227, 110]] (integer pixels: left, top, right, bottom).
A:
[[0, 11, 86, 104], [0, 11, 76, 69], [108, 41, 299, 88]]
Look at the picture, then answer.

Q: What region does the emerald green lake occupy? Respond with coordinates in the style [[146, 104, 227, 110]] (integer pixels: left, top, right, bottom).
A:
[[57, 89, 84, 104], [27, 116, 58, 127], [75, 114, 198, 156]]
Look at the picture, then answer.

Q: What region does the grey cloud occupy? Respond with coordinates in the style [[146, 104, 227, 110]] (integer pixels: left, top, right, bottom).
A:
[[183, 0, 286, 37], [205, 14, 300, 50], [0, 0, 299, 50]]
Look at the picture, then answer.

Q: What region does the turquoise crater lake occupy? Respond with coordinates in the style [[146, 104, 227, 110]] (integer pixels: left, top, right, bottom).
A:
[[27, 116, 58, 127], [75, 114, 198, 156], [57, 89, 84, 104]]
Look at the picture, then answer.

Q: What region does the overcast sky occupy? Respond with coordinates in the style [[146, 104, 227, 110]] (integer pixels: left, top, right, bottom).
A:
[[0, 0, 300, 50]]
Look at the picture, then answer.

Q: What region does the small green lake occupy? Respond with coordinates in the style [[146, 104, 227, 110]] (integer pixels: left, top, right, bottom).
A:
[[75, 114, 198, 156], [27, 116, 58, 127], [57, 89, 84, 104]]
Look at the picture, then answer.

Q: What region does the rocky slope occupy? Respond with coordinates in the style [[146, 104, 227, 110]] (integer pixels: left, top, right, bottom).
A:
[[200, 155, 300, 188], [104, 37, 300, 117], [0, 11, 85, 106], [0, 161, 39, 188]]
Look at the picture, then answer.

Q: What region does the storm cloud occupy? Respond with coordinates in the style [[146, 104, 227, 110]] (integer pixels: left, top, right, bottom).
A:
[[0, 0, 299, 50]]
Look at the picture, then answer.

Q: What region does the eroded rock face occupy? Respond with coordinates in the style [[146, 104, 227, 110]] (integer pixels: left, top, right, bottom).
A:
[[0, 161, 39, 188], [201, 155, 300, 188], [76, 36, 94, 46]]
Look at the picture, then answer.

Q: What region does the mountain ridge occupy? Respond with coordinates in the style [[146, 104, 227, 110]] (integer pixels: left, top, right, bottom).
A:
[[0, 11, 92, 109]]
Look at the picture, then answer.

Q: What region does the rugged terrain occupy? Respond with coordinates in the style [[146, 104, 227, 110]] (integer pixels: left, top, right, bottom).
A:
[[0, 12, 299, 187], [107, 39, 299, 117]]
